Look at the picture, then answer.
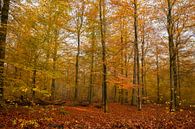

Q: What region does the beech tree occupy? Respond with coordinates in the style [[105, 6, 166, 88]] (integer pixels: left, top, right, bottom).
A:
[[0, 0, 10, 103], [69, 0, 86, 102], [85, 1, 99, 104], [131, 0, 141, 110], [99, 0, 108, 112]]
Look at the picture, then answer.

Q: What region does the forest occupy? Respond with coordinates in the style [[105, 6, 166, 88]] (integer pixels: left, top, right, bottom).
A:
[[0, 0, 194, 128]]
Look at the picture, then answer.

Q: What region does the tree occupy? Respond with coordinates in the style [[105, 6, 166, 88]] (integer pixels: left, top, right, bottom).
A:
[[131, 0, 141, 110], [155, 0, 194, 110], [156, 45, 160, 103], [86, 2, 98, 103], [139, 3, 150, 102], [99, 0, 108, 112], [72, 0, 85, 101], [88, 28, 95, 104], [167, 0, 177, 112], [0, 0, 10, 103]]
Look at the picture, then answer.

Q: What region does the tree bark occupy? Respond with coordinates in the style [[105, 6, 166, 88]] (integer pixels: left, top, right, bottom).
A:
[[51, 30, 58, 101], [141, 24, 145, 99], [141, 22, 147, 105], [88, 27, 95, 104], [113, 70, 117, 102], [74, 2, 84, 101], [167, 0, 176, 112], [176, 43, 181, 105], [132, 0, 141, 110], [131, 34, 137, 106], [32, 69, 36, 100], [120, 21, 124, 104], [75, 31, 80, 101], [99, 0, 108, 113], [0, 0, 10, 102], [156, 46, 160, 104]]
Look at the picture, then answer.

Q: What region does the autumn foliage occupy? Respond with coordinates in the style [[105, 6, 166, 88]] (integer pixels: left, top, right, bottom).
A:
[[0, 0, 194, 128]]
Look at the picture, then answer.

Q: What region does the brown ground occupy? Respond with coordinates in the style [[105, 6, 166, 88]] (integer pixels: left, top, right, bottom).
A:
[[0, 103, 194, 129]]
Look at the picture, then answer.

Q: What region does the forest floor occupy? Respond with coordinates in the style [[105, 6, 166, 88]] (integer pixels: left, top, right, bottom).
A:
[[0, 103, 195, 129]]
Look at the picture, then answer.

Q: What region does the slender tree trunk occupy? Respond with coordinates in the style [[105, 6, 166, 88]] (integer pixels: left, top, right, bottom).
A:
[[131, 41, 137, 105], [99, 0, 108, 112], [88, 51, 94, 104], [0, 0, 10, 103], [167, 0, 176, 112], [74, 2, 84, 102], [144, 71, 147, 98], [132, 0, 138, 106], [141, 24, 145, 99], [136, 38, 141, 111], [120, 24, 124, 104], [113, 69, 117, 102], [32, 69, 36, 100], [132, 0, 141, 110], [176, 45, 181, 104], [51, 37, 58, 101], [51, 78, 56, 100], [124, 36, 128, 103], [156, 46, 160, 104], [43, 50, 50, 90], [88, 27, 95, 104], [175, 26, 181, 107], [63, 69, 69, 100], [141, 23, 147, 105], [75, 31, 80, 101], [173, 52, 177, 107]]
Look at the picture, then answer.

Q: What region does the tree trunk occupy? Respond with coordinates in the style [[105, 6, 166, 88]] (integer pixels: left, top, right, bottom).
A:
[[131, 41, 137, 105], [74, 2, 84, 102], [51, 78, 56, 100], [156, 46, 160, 104], [0, 0, 10, 103], [141, 24, 145, 99], [173, 52, 177, 107], [88, 27, 95, 104], [51, 34, 58, 101], [176, 44, 181, 105], [32, 69, 36, 100], [75, 31, 80, 101], [120, 23, 124, 104], [99, 0, 108, 113], [113, 69, 117, 102], [132, 0, 141, 110], [167, 0, 176, 112], [124, 36, 128, 103]]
